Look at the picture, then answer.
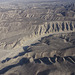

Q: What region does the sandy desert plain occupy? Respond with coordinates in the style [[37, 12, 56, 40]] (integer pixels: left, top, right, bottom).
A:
[[0, 0, 75, 75]]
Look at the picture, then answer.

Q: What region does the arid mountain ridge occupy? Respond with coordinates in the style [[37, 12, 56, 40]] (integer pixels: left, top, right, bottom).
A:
[[0, 1, 75, 75], [0, 2, 75, 49]]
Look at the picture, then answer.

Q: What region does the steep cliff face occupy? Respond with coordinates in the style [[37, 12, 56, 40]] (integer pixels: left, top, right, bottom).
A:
[[31, 21, 75, 35], [0, 32, 75, 75], [0, 21, 75, 49], [0, 2, 75, 49], [0, 1, 75, 75]]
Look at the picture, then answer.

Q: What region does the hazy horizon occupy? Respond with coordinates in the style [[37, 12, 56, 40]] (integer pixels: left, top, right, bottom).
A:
[[0, 0, 75, 3]]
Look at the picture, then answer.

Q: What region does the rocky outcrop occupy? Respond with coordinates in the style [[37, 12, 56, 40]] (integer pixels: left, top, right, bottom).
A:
[[0, 21, 75, 49], [31, 21, 75, 35], [0, 2, 75, 49]]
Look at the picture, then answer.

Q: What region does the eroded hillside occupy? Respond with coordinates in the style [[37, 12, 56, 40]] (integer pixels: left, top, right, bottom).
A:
[[0, 2, 75, 49], [0, 0, 75, 75]]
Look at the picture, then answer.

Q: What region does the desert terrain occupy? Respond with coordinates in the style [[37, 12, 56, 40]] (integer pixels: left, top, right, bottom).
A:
[[0, 0, 75, 75]]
